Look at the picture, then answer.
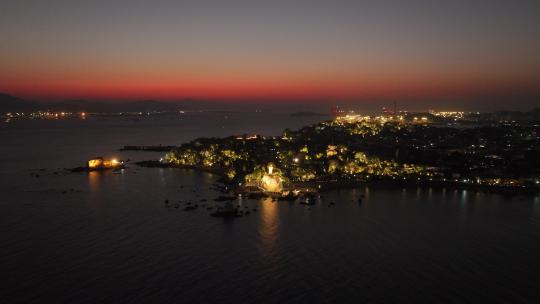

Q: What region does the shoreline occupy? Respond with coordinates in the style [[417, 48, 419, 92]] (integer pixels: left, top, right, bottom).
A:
[[134, 160, 540, 197]]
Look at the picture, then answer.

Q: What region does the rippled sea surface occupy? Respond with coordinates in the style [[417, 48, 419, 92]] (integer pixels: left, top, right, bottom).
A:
[[1, 112, 540, 303]]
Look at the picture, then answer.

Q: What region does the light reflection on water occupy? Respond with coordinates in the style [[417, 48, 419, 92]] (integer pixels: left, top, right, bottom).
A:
[[1, 115, 540, 303], [257, 198, 280, 258], [88, 171, 100, 192], [2, 167, 540, 303]]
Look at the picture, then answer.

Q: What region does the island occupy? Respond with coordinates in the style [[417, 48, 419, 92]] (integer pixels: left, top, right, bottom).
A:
[[132, 111, 540, 197]]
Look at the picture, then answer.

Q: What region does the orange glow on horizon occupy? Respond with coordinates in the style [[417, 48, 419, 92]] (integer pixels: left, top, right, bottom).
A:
[[2, 74, 539, 101], [2, 1, 539, 104]]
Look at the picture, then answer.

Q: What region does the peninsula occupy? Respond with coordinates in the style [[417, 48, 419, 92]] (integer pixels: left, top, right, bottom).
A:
[[146, 110, 540, 196]]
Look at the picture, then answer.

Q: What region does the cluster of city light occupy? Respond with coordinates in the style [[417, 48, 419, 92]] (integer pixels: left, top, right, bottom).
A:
[[235, 135, 259, 140], [329, 115, 405, 137], [2, 110, 187, 121], [412, 116, 429, 122], [165, 146, 246, 170], [335, 114, 407, 124], [165, 132, 437, 193], [162, 114, 540, 194], [4, 111, 87, 120], [335, 114, 372, 124], [430, 111, 464, 119]]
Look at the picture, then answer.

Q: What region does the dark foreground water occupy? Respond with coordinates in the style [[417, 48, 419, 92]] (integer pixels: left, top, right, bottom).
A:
[[1, 112, 540, 303]]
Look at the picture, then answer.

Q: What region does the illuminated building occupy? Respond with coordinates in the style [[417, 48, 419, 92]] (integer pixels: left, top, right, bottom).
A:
[[245, 163, 285, 193], [87, 157, 122, 170]]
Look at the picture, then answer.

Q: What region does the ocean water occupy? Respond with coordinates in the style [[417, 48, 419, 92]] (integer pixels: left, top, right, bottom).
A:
[[1, 112, 540, 303]]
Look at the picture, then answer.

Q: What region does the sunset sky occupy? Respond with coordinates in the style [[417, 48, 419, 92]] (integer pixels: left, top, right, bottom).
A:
[[1, 0, 539, 108]]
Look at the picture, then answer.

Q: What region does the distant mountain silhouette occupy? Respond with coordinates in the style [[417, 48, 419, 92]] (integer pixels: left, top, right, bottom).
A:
[[45, 99, 188, 112], [0, 93, 38, 112], [0, 92, 271, 113], [2, 92, 539, 116], [0, 93, 192, 113]]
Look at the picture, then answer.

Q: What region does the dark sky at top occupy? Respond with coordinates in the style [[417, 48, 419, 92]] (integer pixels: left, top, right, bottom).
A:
[[1, 0, 539, 110]]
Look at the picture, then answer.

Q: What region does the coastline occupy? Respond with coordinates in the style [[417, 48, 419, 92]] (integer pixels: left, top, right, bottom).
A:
[[134, 160, 540, 197]]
